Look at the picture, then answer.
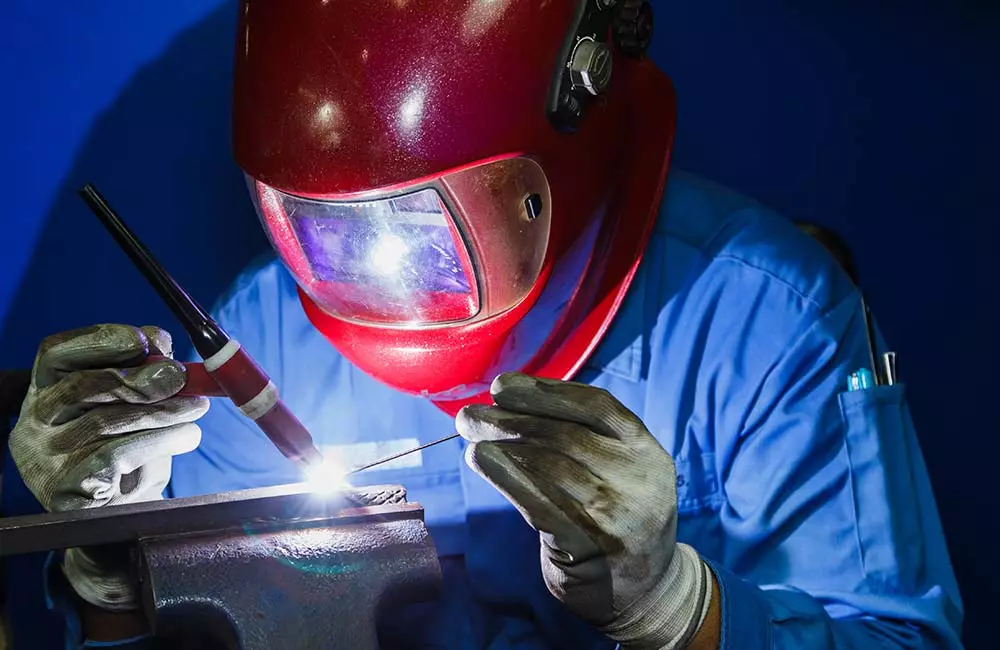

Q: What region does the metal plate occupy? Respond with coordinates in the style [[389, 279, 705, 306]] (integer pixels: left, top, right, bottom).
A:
[[0, 483, 414, 556]]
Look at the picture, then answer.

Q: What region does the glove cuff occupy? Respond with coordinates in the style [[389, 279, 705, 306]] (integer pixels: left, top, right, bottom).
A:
[[600, 543, 713, 650], [62, 547, 140, 612]]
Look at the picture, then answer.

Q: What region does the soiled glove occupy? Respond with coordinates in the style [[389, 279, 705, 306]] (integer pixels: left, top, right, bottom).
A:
[[457, 373, 713, 650], [9, 324, 209, 610]]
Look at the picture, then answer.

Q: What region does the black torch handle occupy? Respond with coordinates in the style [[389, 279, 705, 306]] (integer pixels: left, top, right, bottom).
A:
[[78, 183, 229, 359]]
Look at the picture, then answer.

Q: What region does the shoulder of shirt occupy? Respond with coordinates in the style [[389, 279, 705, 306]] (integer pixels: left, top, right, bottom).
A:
[[209, 251, 295, 321], [653, 169, 858, 314]]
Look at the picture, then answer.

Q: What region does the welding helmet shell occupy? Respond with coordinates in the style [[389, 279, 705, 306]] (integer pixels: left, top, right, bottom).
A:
[[233, 0, 676, 415]]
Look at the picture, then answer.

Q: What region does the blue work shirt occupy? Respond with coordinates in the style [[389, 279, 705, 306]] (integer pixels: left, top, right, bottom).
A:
[[4, 171, 962, 648]]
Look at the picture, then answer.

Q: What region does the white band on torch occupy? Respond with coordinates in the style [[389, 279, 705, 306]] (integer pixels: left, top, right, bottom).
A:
[[239, 381, 279, 421], [203, 339, 241, 372]]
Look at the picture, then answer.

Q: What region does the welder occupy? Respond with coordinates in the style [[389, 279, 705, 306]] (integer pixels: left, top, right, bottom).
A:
[[3, 1, 962, 648]]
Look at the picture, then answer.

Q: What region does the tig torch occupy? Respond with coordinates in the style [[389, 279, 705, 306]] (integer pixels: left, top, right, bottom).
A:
[[79, 183, 323, 468]]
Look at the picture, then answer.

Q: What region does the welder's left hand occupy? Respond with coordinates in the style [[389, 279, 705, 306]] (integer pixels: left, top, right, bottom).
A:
[[457, 373, 714, 650], [10, 324, 208, 615]]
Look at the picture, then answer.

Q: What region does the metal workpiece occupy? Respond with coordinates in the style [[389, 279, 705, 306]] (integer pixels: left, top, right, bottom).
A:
[[0, 482, 411, 557], [139, 508, 441, 649]]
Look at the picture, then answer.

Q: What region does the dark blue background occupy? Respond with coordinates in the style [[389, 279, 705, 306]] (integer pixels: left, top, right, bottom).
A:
[[0, 1, 995, 647]]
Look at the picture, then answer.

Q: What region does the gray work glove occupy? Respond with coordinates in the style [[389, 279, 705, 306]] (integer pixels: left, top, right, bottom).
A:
[[9, 324, 209, 611], [457, 373, 713, 650]]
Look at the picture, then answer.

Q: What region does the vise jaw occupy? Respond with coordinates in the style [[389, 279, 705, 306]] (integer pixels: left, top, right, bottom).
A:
[[0, 483, 443, 649]]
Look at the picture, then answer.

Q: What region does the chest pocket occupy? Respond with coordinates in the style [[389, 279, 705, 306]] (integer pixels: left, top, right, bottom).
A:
[[838, 384, 922, 591]]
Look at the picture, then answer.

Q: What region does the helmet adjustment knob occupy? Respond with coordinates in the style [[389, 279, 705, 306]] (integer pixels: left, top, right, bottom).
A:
[[568, 37, 613, 96]]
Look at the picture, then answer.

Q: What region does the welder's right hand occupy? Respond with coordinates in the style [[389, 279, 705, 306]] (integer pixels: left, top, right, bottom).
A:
[[9, 324, 209, 610]]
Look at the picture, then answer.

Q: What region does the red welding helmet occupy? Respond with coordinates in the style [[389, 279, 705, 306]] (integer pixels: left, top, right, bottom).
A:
[[233, 0, 676, 415]]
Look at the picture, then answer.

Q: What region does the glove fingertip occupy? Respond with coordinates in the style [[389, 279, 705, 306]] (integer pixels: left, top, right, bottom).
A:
[[490, 372, 535, 398], [140, 326, 174, 358], [490, 373, 549, 412], [35, 325, 149, 386], [133, 359, 189, 400], [456, 404, 525, 444], [192, 395, 212, 418], [172, 422, 203, 455], [455, 404, 478, 441], [462, 440, 503, 477], [491, 372, 591, 412], [461, 440, 480, 471]]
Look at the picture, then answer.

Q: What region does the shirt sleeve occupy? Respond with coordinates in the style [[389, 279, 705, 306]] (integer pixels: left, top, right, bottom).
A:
[[714, 290, 963, 648], [44, 552, 169, 650]]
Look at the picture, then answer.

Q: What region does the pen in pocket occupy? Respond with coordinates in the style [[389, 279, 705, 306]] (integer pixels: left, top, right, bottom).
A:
[[881, 352, 897, 386], [847, 368, 876, 392]]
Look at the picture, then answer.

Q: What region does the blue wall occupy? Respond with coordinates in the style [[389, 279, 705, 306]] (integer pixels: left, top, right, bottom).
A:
[[0, 0, 267, 362], [1, 1, 995, 646]]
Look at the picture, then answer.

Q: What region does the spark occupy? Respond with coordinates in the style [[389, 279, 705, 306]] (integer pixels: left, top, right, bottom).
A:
[[304, 454, 352, 496]]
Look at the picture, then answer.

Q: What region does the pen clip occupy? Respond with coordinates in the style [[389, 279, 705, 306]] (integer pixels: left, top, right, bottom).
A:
[[881, 352, 897, 386]]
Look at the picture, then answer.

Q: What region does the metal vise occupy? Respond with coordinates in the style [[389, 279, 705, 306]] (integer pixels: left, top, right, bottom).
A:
[[0, 483, 442, 649]]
